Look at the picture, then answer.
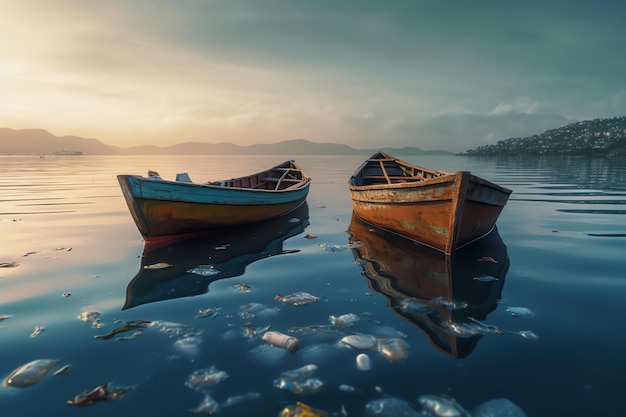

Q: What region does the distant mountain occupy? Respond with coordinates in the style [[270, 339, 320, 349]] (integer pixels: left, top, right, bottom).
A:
[[462, 116, 626, 156], [0, 128, 116, 155], [0, 128, 452, 156]]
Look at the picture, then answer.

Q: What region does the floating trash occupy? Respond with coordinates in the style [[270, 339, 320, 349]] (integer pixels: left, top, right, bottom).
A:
[[477, 256, 498, 263], [3, 359, 61, 388], [276, 292, 319, 306], [429, 297, 467, 311], [67, 382, 131, 407], [196, 307, 221, 318], [191, 393, 220, 414], [243, 323, 271, 337], [185, 366, 228, 390], [53, 364, 71, 376], [473, 275, 499, 282], [399, 298, 436, 314], [330, 313, 360, 328], [187, 265, 220, 276], [339, 334, 378, 350], [231, 283, 253, 292], [280, 401, 331, 417], [447, 319, 503, 337], [377, 338, 408, 363], [365, 397, 422, 416], [356, 353, 371, 371], [174, 336, 203, 358], [262, 330, 299, 351], [339, 384, 356, 392], [473, 398, 528, 417], [506, 307, 535, 318], [274, 364, 323, 394], [288, 217, 301, 223], [513, 330, 540, 340], [320, 244, 347, 252], [304, 234, 318, 239], [30, 326, 44, 338], [62, 292, 72, 297], [143, 262, 172, 269], [417, 394, 471, 417], [94, 321, 150, 340], [0, 314, 12, 322], [0, 262, 19, 268], [77, 310, 103, 328]]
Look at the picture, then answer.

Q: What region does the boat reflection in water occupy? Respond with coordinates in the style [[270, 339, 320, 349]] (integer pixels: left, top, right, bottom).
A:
[[123, 203, 309, 310], [348, 212, 509, 358]]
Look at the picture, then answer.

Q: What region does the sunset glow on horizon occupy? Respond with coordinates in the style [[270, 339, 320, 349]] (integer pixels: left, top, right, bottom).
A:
[[1, 0, 625, 152]]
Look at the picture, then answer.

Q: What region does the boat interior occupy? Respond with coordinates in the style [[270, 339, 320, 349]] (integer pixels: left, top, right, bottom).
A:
[[358, 157, 447, 186]]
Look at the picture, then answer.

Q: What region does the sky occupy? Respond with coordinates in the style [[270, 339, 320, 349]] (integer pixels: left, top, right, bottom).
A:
[[1, 0, 625, 152]]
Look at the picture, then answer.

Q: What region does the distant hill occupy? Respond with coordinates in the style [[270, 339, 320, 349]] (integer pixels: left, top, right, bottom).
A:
[[462, 116, 626, 156], [0, 128, 452, 156], [0, 128, 116, 155]]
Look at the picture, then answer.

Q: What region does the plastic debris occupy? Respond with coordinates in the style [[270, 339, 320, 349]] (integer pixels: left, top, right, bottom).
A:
[[3, 359, 61, 388], [174, 336, 203, 358], [67, 382, 131, 407], [429, 297, 467, 310], [62, 292, 72, 297], [447, 319, 503, 337], [0, 262, 19, 268], [53, 364, 71, 376], [339, 384, 356, 392], [513, 330, 540, 340], [77, 310, 103, 328], [143, 262, 172, 269], [231, 283, 253, 292], [377, 338, 408, 363], [94, 321, 150, 340], [399, 298, 436, 314], [185, 366, 228, 390], [330, 313, 360, 328], [262, 330, 299, 351], [356, 353, 371, 371], [280, 401, 331, 417], [274, 365, 323, 394], [276, 292, 319, 306], [320, 244, 347, 252], [417, 394, 471, 417], [365, 397, 423, 416], [339, 334, 378, 350], [187, 265, 220, 276], [196, 307, 221, 318], [30, 325, 44, 338], [477, 256, 498, 263], [304, 234, 318, 239]]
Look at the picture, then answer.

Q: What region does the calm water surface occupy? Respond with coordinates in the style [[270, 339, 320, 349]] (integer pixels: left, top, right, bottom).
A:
[[1, 155, 625, 417]]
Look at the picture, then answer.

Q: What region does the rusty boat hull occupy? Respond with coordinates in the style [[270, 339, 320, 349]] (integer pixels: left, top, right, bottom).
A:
[[118, 160, 311, 239], [348, 152, 511, 254]]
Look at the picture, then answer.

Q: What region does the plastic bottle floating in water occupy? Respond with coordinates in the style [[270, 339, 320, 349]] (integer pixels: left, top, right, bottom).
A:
[[262, 330, 299, 351], [275, 292, 319, 306]]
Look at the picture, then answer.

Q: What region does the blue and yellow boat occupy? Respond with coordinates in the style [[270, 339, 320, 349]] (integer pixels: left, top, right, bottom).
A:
[[117, 160, 311, 239]]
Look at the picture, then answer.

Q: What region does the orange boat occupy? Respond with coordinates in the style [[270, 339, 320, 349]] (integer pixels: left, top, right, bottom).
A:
[[348, 152, 511, 254]]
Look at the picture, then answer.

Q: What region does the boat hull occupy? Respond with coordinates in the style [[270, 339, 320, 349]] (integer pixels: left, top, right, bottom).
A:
[[118, 167, 310, 238], [349, 158, 511, 254]]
